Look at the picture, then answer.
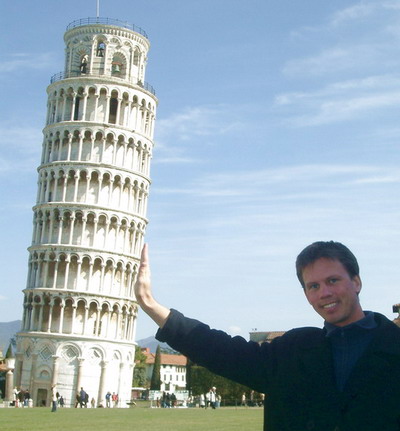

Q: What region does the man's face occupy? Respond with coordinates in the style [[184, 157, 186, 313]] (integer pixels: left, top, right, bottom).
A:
[[302, 257, 364, 327]]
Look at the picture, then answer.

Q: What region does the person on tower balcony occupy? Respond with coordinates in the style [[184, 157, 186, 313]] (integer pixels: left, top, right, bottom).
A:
[[134, 241, 400, 431]]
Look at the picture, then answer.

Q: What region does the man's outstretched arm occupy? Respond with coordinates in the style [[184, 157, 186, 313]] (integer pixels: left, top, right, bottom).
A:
[[134, 244, 171, 328]]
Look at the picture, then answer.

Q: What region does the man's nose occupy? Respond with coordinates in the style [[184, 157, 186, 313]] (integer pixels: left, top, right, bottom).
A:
[[319, 283, 332, 297]]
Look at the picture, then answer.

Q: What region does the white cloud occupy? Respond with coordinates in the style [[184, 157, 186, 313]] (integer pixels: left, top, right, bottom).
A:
[[156, 105, 244, 143], [289, 92, 400, 126], [152, 156, 198, 164], [0, 53, 55, 74], [330, 2, 377, 26], [282, 41, 392, 78], [227, 326, 242, 336], [154, 164, 394, 199], [0, 123, 42, 174], [275, 74, 400, 126], [283, 48, 354, 77], [0, 124, 42, 151], [154, 105, 246, 163]]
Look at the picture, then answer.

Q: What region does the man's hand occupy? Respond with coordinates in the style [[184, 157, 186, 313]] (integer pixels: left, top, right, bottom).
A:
[[134, 244, 171, 328], [134, 243, 152, 306]]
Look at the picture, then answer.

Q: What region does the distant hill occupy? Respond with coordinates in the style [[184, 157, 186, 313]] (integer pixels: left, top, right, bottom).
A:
[[136, 335, 176, 353], [0, 321, 21, 355]]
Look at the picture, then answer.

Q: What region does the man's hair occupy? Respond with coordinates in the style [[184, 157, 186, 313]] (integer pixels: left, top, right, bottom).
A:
[[295, 241, 359, 288]]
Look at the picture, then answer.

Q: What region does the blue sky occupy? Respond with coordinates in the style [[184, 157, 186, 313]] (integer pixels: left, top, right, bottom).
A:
[[1, 0, 400, 340]]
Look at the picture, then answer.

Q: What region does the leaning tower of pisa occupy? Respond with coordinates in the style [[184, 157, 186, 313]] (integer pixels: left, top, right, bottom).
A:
[[14, 17, 157, 408]]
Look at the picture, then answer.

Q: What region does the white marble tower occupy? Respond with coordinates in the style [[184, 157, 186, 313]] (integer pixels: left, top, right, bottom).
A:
[[14, 17, 157, 408]]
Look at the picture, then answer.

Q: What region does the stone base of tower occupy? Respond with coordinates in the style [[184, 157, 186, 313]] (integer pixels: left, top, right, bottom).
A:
[[15, 333, 135, 408]]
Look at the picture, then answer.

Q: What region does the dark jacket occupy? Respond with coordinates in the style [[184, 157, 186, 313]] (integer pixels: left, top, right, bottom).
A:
[[156, 310, 400, 431]]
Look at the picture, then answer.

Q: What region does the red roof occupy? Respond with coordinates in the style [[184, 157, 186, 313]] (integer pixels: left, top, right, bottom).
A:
[[142, 350, 187, 366]]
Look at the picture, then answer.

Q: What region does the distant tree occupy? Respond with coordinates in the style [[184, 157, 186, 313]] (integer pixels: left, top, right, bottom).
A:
[[132, 346, 148, 387], [160, 346, 178, 354], [5, 343, 13, 359], [188, 363, 254, 405], [150, 345, 161, 390]]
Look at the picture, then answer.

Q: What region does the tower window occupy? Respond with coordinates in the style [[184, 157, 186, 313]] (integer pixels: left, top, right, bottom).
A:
[[80, 55, 88, 74], [96, 42, 105, 57], [74, 97, 80, 121], [109, 97, 118, 124]]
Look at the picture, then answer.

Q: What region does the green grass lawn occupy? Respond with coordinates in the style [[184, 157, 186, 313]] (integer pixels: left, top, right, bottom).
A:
[[0, 406, 263, 431]]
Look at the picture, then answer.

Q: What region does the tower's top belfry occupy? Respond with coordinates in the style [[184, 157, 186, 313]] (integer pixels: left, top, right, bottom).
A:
[[51, 17, 155, 95]]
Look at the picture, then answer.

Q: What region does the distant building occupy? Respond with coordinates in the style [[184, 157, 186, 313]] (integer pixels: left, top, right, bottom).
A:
[[249, 331, 286, 344], [250, 304, 400, 342], [393, 304, 400, 327], [141, 348, 187, 393]]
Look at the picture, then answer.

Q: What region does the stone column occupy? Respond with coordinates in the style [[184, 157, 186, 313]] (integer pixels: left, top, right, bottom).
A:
[[70, 93, 77, 121], [63, 259, 70, 290], [61, 94, 67, 121], [58, 302, 65, 333], [5, 370, 14, 404], [66, 135, 73, 161], [46, 304, 53, 332], [117, 362, 125, 404], [48, 213, 55, 243], [115, 98, 122, 127], [68, 215, 75, 245], [97, 361, 108, 407], [43, 257, 49, 288], [29, 304, 36, 330], [73, 174, 79, 202], [52, 260, 59, 289], [94, 308, 101, 336], [81, 92, 88, 124], [71, 305, 77, 334], [100, 263, 105, 293], [131, 315, 137, 342], [93, 94, 99, 123], [57, 215, 63, 244], [75, 358, 85, 394], [30, 353, 38, 392], [38, 300, 44, 332], [85, 175, 91, 203], [61, 174, 68, 202], [87, 262, 93, 291], [108, 180, 114, 206], [82, 306, 89, 335], [14, 353, 24, 389], [51, 355, 60, 387], [105, 94, 111, 122], [81, 215, 88, 246], [54, 97, 60, 122]]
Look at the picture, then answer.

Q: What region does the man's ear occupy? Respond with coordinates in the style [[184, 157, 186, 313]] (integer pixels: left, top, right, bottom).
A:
[[303, 287, 312, 304], [353, 275, 362, 294]]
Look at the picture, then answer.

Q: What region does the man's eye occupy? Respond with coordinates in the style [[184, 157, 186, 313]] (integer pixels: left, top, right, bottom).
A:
[[329, 278, 338, 284], [308, 284, 318, 290]]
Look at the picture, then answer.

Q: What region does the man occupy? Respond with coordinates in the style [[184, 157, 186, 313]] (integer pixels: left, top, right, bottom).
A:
[[208, 387, 217, 409], [51, 386, 57, 412], [105, 391, 111, 408], [79, 387, 87, 408], [135, 241, 400, 430]]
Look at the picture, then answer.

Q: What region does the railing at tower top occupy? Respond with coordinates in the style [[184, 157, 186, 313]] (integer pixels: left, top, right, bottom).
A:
[[66, 17, 148, 39], [49, 70, 156, 96]]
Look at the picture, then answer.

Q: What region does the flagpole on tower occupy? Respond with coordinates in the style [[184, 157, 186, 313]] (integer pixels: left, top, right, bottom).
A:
[[96, 0, 100, 18]]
